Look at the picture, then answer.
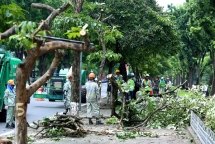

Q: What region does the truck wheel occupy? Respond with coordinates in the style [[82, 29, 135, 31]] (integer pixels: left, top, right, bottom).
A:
[[0, 108, 7, 122], [81, 88, 86, 103], [49, 99, 55, 102]]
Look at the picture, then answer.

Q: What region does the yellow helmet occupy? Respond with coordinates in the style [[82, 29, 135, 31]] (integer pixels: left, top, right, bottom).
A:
[[89, 73, 95, 78], [115, 69, 120, 73], [8, 80, 15, 85]]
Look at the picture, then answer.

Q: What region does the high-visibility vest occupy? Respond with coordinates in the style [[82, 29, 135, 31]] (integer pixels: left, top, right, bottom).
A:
[[160, 80, 165, 88]]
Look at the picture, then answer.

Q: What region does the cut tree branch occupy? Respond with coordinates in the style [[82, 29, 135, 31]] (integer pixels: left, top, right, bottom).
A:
[[39, 41, 94, 56], [26, 50, 64, 97], [136, 80, 187, 104]]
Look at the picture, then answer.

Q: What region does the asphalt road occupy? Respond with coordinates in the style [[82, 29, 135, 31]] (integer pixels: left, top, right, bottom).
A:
[[0, 82, 107, 135]]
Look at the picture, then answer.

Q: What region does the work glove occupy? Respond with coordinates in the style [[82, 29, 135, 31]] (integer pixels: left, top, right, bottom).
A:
[[4, 106, 8, 110]]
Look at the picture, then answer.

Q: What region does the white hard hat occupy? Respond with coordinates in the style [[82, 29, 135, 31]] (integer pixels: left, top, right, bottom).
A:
[[146, 74, 149, 77], [161, 77, 164, 79]]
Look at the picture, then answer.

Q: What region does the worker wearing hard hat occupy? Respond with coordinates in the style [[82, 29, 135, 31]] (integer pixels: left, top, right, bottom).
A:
[[63, 73, 72, 115], [115, 69, 123, 82], [86, 73, 103, 125], [4, 80, 16, 129]]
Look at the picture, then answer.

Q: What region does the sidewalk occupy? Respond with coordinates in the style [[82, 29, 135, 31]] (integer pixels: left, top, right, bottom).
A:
[[0, 97, 194, 144]]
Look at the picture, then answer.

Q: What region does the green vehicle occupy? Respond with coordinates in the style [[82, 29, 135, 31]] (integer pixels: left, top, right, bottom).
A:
[[33, 68, 87, 103], [0, 51, 22, 122]]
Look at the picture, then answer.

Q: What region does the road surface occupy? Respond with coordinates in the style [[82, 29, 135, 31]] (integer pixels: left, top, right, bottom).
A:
[[0, 82, 107, 135]]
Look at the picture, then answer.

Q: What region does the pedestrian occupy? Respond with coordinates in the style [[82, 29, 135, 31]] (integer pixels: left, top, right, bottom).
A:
[[159, 77, 166, 94], [86, 73, 103, 125], [63, 73, 72, 115], [4, 80, 16, 129], [153, 77, 160, 94], [126, 73, 135, 100]]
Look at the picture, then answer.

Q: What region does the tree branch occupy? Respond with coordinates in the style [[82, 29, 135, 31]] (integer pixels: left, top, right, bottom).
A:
[[39, 41, 94, 56], [0, 25, 16, 40], [26, 50, 64, 97], [102, 14, 113, 22], [32, 2, 71, 27], [31, 3, 55, 12], [80, 29, 91, 51]]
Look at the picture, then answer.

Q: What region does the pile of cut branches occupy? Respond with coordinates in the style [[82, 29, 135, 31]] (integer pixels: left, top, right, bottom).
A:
[[28, 114, 87, 138]]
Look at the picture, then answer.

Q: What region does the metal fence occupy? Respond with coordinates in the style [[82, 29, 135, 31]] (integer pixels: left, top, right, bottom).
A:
[[190, 111, 215, 144]]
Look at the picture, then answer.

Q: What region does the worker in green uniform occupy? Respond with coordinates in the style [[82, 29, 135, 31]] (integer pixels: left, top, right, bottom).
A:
[[63, 73, 72, 115], [159, 77, 166, 94], [4, 80, 16, 129], [126, 73, 135, 100], [86, 73, 103, 125]]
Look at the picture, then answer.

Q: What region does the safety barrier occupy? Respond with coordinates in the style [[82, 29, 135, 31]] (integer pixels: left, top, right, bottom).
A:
[[190, 111, 215, 144]]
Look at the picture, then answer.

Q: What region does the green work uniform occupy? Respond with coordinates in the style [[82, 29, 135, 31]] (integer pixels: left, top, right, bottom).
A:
[[63, 81, 71, 109], [86, 80, 100, 118], [4, 89, 15, 125]]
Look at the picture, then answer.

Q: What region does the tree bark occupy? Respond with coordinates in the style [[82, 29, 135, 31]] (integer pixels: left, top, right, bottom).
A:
[[97, 29, 107, 81], [119, 59, 127, 82], [38, 54, 48, 76], [70, 0, 84, 111], [71, 51, 80, 103], [210, 52, 215, 95]]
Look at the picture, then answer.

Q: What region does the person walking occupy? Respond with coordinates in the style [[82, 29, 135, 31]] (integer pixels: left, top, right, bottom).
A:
[[159, 77, 166, 94], [4, 80, 16, 129], [86, 73, 103, 125], [63, 73, 72, 115]]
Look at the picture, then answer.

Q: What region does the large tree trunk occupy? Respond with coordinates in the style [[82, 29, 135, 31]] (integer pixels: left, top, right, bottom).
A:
[[210, 52, 215, 95], [97, 30, 107, 81], [119, 59, 127, 82], [108, 61, 114, 74], [71, 51, 80, 103], [15, 50, 38, 143], [188, 67, 195, 88], [70, 0, 84, 113], [38, 54, 48, 76]]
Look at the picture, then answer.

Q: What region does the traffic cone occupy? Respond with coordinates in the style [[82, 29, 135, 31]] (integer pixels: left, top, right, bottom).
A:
[[36, 87, 44, 101], [150, 89, 153, 95]]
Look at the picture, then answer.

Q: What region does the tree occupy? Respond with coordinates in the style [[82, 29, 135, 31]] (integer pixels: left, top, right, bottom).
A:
[[0, 2, 94, 143]]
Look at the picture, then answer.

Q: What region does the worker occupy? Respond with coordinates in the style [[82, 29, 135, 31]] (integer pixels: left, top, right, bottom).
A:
[[126, 73, 135, 100], [115, 69, 123, 82], [63, 73, 72, 115], [86, 73, 103, 125], [159, 77, 166, 94], [142, 74, 152, 93], [4, 80, 16, 129]]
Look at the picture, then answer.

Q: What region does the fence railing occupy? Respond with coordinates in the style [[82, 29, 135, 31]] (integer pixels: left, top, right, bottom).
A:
[[190, 111, 215, 144]]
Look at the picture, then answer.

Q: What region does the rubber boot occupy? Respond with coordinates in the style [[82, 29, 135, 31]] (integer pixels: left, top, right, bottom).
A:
[[96, 120, 104, 125], [5, 123, 13, 129], [63, 109, 68, 115], [11, 123, 15, 128], [89, 119, 93, 125]]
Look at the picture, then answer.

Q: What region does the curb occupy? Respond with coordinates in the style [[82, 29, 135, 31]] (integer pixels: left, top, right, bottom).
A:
[[186, 126, 201, 144]]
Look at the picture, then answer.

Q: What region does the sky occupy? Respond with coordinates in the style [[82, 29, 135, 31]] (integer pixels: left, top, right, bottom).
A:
[[156, 0, 186, 10]]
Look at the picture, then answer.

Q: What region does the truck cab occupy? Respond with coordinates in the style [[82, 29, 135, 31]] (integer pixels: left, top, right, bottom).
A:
[[33, 68, 87, 103], [0, 51, 22, 122]]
